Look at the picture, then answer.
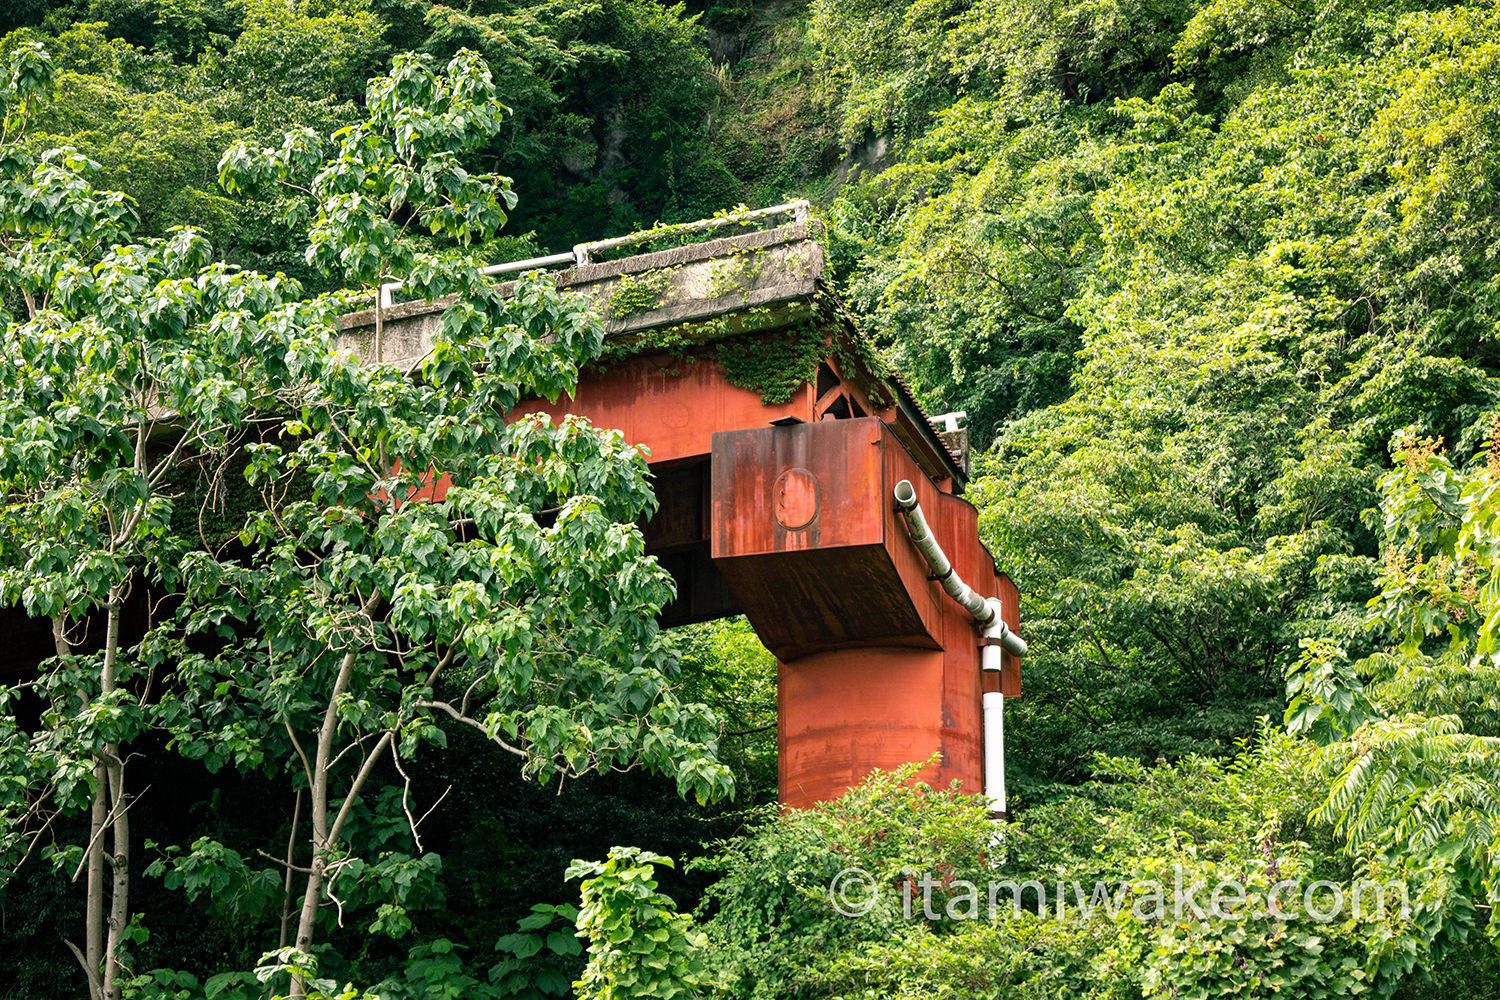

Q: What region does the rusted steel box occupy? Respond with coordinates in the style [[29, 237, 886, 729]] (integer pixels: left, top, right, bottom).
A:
[[710, 417, 945, 661]]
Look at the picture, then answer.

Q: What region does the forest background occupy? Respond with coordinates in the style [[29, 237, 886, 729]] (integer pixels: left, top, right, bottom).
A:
[[4, 0, 1500, 997]]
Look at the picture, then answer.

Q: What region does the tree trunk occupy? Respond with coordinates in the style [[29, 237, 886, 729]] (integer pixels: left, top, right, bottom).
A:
[[86, 764, 106, 998], [102, 754, 128, 1000], [288, 636, 402, 995], [98, 598, 126, 1000], [287, 647, 359, 997], [57, 615, 107, 1000], [286, 594, 418, 994]]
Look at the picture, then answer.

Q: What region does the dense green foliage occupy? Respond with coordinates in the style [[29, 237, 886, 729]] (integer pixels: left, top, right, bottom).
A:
[[6, 0, 1500, 996], [687, 742, 1500, 998], [804, 0, 1500, 992], [569, 848, 709, 1000], [813, 0, 1500, 792], [0, 38, 734, 1000]]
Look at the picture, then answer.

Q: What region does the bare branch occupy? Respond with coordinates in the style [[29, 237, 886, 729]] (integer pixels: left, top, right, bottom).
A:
[[279, 788, 303, 951], [284, 718, 314, 790], [70, 780, 151, 883], [64, 939, 103, 1000], [324, 729, 394, 853], [257, 847, 314, 875], [415, 699, 526, 758]]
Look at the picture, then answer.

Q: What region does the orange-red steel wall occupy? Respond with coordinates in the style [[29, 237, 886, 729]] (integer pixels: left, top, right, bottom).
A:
[[512, 353, 809, 466], [711, 418, 1002, 809], [773, 473, 999, 809], [497, 357, 1014, 809]]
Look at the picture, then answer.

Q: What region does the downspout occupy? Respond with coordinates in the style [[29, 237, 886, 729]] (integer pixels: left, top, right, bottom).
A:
[[893, 479, 1025, 817]]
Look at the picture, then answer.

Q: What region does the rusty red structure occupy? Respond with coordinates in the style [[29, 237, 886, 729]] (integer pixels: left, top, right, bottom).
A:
[[339, 204, 1023, 811]]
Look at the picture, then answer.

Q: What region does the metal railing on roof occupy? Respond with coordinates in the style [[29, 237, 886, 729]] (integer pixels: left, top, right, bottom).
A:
[[377, 200, 811, 308]]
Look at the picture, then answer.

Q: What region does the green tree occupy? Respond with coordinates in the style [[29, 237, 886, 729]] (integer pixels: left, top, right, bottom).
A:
[[421, 0, 727, 248], [1, 42, 732, 999], [189, 0, 388, 138], [0, 39, 335, 1000], [675, 617, 778, 803], [193, 46, 729, 994], [1308, 431, 1500, 952], [819, 0, 1500, 787]]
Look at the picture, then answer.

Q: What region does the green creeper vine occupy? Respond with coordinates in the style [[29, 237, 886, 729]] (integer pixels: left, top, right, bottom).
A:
[[595, 282, 892, 408], [715, 323, 826, 405], [597, 324, 698, 366], [707, 247, 768, 301], [586, 203, 760, 261], [567, 848, 709, 1000], [607, 269, 673, 318]]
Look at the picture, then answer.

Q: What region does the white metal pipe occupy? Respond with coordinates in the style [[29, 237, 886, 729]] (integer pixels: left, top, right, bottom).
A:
[[573, 199, 810, 264], [894, 478, 1020, 820], [892, 480, 1027, 657], [377, 200, 813, 305], [980, 606, 1006, 674], [983, 692, 1006, 816], [892, 478, 988, 619], [481, 251, 578, 277], [981, 594, 1012, 819]]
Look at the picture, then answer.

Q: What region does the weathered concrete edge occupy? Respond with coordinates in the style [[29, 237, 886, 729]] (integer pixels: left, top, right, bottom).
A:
[[606, 276, 821, 336], [337, 221, 823, 333]]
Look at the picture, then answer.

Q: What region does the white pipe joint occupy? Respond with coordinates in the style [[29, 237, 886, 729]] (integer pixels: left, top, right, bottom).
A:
[[980, 600, 1007, 673]]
